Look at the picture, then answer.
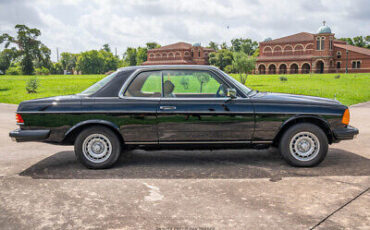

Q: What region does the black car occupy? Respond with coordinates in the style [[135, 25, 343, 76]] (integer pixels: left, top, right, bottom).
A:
[[10, 65, 358, 169]]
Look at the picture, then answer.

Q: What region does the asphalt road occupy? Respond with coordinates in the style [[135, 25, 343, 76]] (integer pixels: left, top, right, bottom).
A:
[[0, 102, 369, 229]]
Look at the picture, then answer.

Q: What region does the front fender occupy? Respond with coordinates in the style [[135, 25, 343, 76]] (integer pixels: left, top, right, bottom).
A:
[[274, 114, 333, 144]]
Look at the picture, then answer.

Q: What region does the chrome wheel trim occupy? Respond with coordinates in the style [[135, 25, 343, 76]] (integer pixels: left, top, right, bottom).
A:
[[289, 131, 320, 162], [82, 134, 112, 163]]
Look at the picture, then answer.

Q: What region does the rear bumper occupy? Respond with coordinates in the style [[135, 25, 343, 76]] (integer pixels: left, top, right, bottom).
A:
[[9, 129, 50, 142], [333, 125, 359, 141]]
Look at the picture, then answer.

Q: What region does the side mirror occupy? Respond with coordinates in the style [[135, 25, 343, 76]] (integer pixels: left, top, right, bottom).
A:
[[226, 88, 237, 99]]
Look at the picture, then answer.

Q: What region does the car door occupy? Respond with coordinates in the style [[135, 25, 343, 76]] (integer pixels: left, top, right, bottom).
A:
[[114, 70, 161, 143], [157, 69, 254, 143]]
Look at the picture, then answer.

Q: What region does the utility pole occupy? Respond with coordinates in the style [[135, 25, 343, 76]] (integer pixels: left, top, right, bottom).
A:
[[115, 47, 118, 57], [56, 48, 59, 62]]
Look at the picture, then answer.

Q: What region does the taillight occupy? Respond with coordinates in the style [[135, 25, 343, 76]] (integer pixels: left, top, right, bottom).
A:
[[16, 113, 24, 124], [342, 109, 350, 125]]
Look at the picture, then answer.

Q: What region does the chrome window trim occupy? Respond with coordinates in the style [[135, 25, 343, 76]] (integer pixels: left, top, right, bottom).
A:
[[118, 66, 247, 100]]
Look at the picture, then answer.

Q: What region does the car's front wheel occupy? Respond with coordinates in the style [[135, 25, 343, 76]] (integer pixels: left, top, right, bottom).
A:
[[74, 126, 121, 169], [279, 123, 328, 167]]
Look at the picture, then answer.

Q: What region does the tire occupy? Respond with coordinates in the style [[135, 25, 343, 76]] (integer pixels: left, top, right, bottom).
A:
[[279, 123, 328, 167], [74, 126, 121, 169]]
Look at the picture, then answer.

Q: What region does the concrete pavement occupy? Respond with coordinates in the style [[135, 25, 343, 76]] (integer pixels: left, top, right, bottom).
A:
[[0, 102, 369, 229]]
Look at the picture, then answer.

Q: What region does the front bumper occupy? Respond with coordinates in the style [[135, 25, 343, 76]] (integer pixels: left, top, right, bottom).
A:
[[333, 125, 359, 141], [9, 129, 50, 142]]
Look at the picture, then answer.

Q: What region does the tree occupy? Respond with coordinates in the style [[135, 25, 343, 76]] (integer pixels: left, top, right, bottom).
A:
[[99, 50, 119, 73], [136, 47, 147, 65], [208, 49, 233, 70], [146, 42, 161, 50], [0, 24, 51, 75], [208, 41, 219, 51], [220, 42, 228, 50], [76, 50, 105, 74], [0, 48, 17, 74], [102, 44, 111, 53], [123, 47, 137, 66], [231, 38, 258, 56], [232, 52, 256, 84], [339, 36, 370, 48], [60, 52, 78, 72], [194, 72, 210, 93]]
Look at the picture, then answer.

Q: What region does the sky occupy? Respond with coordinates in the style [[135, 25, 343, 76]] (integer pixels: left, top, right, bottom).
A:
[[0, 0, 369, 61]]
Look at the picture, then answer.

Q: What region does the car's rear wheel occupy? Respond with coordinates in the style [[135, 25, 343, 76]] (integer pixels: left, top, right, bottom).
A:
[[279, 123, 328, 167], [74, 126, 121, 169]]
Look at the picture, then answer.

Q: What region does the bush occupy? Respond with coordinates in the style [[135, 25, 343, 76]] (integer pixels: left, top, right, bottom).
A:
[[279, 76, 288, 82], [35, 67, 50, 75], [224, 65, 235, 73], [334, 74, 341, 79], [26, 77, 40, 93], [6, 66, 22, 75]]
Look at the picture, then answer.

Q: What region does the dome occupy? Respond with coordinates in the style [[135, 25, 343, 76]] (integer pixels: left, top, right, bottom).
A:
[[317, 21, 331, 34], [193, 43, 201, 47], [263, 37, 272, 42]]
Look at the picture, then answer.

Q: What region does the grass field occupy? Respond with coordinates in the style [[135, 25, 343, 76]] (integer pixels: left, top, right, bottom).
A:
[[0, 73, 369, 105]]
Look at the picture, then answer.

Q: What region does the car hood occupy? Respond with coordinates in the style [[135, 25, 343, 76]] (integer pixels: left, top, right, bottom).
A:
[[251, 92, 342, 106], [17, 95, 82, 112]]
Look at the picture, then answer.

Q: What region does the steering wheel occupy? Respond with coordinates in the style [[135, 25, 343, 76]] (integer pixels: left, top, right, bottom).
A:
[[215, 84, 225, 97]]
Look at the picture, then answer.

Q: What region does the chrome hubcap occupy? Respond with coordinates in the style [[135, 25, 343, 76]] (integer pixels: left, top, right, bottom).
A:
[[82, 134, 112, 163], [289, 132, 320, 161]]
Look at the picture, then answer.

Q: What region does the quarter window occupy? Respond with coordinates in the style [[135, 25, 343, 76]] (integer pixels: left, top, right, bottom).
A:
[[124, 71, 162, 97], [162, 70, 227, 98]]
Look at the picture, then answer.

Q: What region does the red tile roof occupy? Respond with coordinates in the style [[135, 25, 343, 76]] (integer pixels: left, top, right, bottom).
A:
[[261, 32, 314, 44], [334, 43, 370, 56], [150, 42, 192, 51]]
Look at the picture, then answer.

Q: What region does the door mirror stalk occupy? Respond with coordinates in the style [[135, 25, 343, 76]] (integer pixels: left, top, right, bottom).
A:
[[226, 88, 237, 99]]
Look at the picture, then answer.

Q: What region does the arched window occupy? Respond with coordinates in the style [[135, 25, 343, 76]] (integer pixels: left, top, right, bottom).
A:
[[284, 45, 293, 54], [273, 46, 282, 56], [336, 62, 341, 69], [320, 37, 325, 50], [316, 37, 320, 50], [337, 51, 342, 58], [258, 65, 266, 74], [316, 37, 325, 50], [263, 46, 273, 56], [329, 38, 333, 50]]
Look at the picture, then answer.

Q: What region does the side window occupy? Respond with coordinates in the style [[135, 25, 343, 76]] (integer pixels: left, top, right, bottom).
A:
[[162, 70, 227, 98], [124, 71, 161, 97]]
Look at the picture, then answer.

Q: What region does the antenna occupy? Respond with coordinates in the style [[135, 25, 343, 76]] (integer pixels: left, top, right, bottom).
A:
[[323, 20, 326, 26]]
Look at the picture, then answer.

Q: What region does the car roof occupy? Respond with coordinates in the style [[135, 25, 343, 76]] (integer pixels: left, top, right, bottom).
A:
[[117, 65, 220, 73]]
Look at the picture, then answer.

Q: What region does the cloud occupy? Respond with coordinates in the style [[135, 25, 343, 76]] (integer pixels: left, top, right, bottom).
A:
[[0, 0, 369, 61]]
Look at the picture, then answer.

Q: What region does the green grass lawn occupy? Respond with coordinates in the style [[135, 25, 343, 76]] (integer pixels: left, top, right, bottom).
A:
[[0, 73, 369, 105], [0, 75, 104, 104], [230, 73, 370, 106]]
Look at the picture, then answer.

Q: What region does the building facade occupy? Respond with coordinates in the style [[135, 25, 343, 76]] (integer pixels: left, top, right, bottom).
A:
[[142, 42, 214, 65], [256, 23, 370, 74]]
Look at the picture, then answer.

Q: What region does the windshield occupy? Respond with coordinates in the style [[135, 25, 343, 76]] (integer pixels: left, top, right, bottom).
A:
[[79, 72, 117, 95], [218, 69, 252, 95]]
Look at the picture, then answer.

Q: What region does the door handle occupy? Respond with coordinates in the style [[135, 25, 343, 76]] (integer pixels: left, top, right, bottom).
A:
[[160, 106, 176, 110]]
